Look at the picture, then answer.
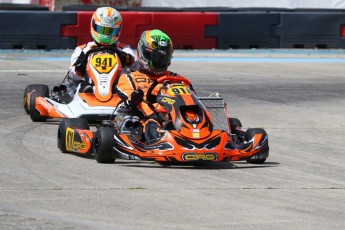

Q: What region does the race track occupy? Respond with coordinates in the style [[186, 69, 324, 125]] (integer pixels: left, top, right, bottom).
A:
[[0, 50, 345, 229]]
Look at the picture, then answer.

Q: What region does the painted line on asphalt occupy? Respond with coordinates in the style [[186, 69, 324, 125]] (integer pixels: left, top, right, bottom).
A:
[[173, 57, 345, 63], [0, 70, 67, 72]]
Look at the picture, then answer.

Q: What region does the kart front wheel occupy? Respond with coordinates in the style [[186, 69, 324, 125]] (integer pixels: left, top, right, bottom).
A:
[[94, 127, 116, 163], [29, 91, 47, 122], [24, 84, 49, 114], [245, 128, 268, 164], [58, 118, 89, 153]]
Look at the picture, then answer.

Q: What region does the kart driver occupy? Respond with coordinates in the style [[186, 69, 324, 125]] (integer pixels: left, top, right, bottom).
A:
[[115, 29, 195, 142], [67, 6, 139, 93]]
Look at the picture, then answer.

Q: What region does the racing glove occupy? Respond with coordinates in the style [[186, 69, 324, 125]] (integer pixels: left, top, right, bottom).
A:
[[74, 51, 86, 76], [119, 51, 134, 67], [128, 89, 144, 108]]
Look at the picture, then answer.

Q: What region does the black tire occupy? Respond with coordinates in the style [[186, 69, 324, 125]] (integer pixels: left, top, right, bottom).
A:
[[24, 84, 49, 114], [58, 118, 89, 153], [245, 128, 268, 164], [229, 118, 242, 132], [28, 84, 50, 122], [29, 91, 47, 122], [94, 127, 116, 163]]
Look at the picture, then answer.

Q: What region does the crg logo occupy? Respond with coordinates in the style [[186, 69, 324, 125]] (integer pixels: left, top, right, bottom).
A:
[[182, 152, 218, 161]]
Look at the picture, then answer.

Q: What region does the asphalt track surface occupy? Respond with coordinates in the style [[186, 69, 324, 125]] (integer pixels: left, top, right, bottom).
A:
[[0, 50, 345, 230]]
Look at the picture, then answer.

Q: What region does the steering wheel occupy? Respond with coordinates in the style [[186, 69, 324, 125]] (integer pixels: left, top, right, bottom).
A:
[[146, 76, 191, 104]]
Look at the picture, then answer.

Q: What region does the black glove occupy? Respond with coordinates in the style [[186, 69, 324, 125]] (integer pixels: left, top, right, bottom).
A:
[[119, 51, 134, 66], [128, 89, 144, 107], [75, 51, 86, 75]]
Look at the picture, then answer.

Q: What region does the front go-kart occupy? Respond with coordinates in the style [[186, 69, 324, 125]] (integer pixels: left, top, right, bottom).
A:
[[57, 76, 269, 165], [23, 46, 123, 122]]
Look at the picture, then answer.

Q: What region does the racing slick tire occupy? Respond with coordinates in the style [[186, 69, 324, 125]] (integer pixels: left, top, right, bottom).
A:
[[229, 118, 246, 141], [29, 91, 48, 122], [24, 84, 49, 114], [229, 118, 243, 133], [58, 118, 90, 153], [229, 117, 242, 131], [245, 128, 268, 164], [94, 127, 116, 163]]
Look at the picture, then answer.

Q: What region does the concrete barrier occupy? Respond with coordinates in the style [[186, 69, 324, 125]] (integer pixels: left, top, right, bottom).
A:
[[276, 12, 345, 48], [1, 9, 345, 49], [206, 12, 280, 49], [0, 11, 75, 49]]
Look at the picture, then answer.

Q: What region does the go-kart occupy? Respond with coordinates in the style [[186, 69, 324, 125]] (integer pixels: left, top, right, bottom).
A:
[[23, 46, 124, 122], [57, 76, 269, 164]]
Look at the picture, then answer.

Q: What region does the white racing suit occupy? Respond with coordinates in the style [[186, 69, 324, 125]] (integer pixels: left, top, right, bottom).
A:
[[68, 41, 139, 86]]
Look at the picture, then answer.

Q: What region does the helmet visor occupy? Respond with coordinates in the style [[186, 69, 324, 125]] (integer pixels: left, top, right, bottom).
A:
[[93, 23, 120, 36], [143, 48, 171, 70]]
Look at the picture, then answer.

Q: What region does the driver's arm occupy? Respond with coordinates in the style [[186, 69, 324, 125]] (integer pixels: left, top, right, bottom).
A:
[[69, 42, 96, 79], [118, 43, 139, 72], [114, 73, 137, 104]]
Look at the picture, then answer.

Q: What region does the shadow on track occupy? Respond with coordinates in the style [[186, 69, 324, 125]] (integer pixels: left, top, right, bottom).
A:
[[116, 160, 279, 170]]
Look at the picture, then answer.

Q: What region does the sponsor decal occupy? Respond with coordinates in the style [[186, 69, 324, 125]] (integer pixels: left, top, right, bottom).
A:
[[161, 97, 175, 105], [135, 78, 147, 83], [192, 133, 200, 138], [66, 128, 86, 151], [104, 17, 113, 23], [36, 97, 54, 112], [158, 41, 167, 47], [190, 129, 200, 138], [182, 152, 218, 161]]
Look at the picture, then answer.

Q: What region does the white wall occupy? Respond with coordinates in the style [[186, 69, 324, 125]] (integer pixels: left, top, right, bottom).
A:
[[3, 0, 345, 9], [141, 0, 345, 9], [0, 0, 38, 3]]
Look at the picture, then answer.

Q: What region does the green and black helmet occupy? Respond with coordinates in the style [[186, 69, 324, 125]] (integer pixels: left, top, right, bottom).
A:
[[137, 30, 173, 76]]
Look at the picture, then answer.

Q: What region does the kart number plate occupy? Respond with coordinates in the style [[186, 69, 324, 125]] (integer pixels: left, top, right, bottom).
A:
[[168, 85, 191, 96], [91, 53, 117, 74]]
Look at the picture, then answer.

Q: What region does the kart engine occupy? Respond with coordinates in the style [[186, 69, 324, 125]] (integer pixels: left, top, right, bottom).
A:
[[52, 82, 76, 104], [114, 107, 142, 139]]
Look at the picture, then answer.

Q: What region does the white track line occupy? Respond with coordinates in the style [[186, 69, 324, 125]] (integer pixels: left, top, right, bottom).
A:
[[0, 70, 66, 72]]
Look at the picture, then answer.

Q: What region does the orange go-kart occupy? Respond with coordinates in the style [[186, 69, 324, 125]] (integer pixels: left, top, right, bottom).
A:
[[57, 76, 269, 164]]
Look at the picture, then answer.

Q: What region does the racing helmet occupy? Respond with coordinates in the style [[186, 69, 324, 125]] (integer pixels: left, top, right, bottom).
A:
[[137, 30, 173, 76], [90, 7, 122, 46]]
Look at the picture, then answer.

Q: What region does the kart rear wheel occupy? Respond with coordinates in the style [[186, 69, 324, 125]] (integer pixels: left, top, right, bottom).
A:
[[94, 127, 116, 163], [245, 128, 268, 164], [229, 117, 242, 131], [58, 118, 90, 153], [24, 84, 49, 114], [229, 118, 246, 141]]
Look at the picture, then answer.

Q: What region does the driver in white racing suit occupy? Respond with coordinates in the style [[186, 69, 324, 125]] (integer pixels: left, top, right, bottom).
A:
[[61, 7, 139, 97]]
